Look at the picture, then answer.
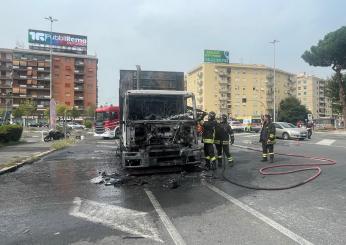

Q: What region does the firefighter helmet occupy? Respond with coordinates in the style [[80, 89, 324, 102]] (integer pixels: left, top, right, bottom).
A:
[[208, 111, 216, 121], [221, 114, 228, 123]]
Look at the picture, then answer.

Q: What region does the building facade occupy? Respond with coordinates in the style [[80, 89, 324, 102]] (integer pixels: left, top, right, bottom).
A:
[[186, 63, 296, 119], [296, 73, 332, 119], [0, 48, 97, 115]]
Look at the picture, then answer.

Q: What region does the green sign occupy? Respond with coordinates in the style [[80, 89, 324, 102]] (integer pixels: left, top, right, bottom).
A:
[[204, 50, 229, 63]]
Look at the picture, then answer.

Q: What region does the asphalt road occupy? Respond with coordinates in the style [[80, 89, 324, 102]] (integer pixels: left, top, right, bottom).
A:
[[0, 131, 346, 245]]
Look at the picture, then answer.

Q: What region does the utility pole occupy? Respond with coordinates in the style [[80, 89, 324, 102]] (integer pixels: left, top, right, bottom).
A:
[[44, 16, 58, 99], [270, 40, 279, 122], [45, 16, 58, 129]]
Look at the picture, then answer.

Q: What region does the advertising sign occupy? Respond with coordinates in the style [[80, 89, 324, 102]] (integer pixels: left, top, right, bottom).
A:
[[204, 50, 229, 64], [28, 29, 87, 48]]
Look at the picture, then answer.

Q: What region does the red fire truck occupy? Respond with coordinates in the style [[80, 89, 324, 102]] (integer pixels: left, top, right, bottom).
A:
[[94, 105, 120, 139]]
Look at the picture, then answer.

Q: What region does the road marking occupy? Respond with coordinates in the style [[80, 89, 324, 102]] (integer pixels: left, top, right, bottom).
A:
[[144, 189, 186, 245], [315, 139, 336, 146], [204, 183, 314, 245], [96, 141, 116, 144], [69, 197, 162, 242]]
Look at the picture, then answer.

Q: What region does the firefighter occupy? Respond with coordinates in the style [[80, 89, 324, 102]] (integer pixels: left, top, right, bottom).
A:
[[215, 114, 235, 167], [259, 114, 276, 163], [202, 111, 217, 170]]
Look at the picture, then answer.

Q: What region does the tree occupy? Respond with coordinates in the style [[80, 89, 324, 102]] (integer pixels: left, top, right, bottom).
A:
[[56, 104, 69, 120], [70, 106, 80, 121], [12, 108, 23, 119], [19, 99, 36, 118], [325, 74, 346, 115], [43, 108, 50, 120], [84, 105, 96, 118], [302, 26, 346, 127], [277, 97, 310, 124]]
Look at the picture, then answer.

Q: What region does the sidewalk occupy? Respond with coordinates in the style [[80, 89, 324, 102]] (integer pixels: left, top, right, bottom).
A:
[[0, 140, 53, 174], [314, 129, 346, 135]]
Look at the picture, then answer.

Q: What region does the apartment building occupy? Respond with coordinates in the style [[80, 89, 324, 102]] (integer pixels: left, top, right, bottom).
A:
[[186, 63, 296, 119], [0, 48, 97, 114], [296, 73, 332, 119], [0, 49, 13, 112]]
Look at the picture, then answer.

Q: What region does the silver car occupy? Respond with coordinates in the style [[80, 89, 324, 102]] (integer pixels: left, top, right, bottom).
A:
[[273, 122, 307, 140]]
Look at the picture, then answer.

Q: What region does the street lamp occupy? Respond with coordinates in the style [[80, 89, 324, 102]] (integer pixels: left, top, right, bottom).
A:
[[269, 39, 279, 122], [44, 16, 58, 100]]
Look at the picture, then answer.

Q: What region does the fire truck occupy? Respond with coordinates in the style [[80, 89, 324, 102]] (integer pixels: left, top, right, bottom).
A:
[[94, 105, 120, 139]]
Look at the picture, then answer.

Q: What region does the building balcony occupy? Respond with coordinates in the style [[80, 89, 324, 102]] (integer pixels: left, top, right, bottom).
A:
[[74, 105, 84, 110], [75, 61, 85, 66], [0, 57, 12, 62], [74, 96, 84, 101], [219, 97, 228, 101], [0, 65, 12, 71], [37, 76, 50, 81], [27, 85, 49, 90], [75, 79, 84, 84], [219, 79, 228, 84], [74, 86, 84, 91], [0, 75, 12, 80], [74, 70, 84, 75], [0, 84, 11, 88]]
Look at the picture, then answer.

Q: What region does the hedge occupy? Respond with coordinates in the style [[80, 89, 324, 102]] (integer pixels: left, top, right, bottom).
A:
[[0, 125, 23, 143]]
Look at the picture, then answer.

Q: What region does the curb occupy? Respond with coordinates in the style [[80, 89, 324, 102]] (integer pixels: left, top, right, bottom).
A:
[[0, 149, 56, 175]]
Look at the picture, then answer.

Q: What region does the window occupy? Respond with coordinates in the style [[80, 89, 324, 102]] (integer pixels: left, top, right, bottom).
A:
[[303, 86, 307, 89], [65, 101, 71, 106], [242, 98, 247, 103], [65, 83, 71, 88], [304, 92, 306, 95], [298, 87, 301, 90]]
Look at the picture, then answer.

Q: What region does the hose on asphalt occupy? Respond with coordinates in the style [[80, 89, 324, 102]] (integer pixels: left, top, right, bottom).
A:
[[221, 145, 336, 190]]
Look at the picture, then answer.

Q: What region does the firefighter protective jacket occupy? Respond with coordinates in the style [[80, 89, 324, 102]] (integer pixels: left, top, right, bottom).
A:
[[214, 122, 234, 145], [260, 122, 276, 144], [202, 120, 217, 144]]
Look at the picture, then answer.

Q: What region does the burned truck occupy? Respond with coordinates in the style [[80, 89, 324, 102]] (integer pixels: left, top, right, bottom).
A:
[[119, 69, 202, 168]]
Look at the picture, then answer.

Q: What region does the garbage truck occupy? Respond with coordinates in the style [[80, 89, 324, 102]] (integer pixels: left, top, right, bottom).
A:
[[119, 69, 202, 168]]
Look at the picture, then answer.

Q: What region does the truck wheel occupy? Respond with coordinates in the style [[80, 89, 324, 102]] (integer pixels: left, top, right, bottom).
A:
[[282, 133, 289, 140]]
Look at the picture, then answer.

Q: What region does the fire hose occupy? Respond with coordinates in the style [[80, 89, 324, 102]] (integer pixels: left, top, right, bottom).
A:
[[221, 145, 336, 190]]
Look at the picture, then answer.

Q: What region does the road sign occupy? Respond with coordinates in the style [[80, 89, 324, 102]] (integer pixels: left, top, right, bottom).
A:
[[50, 99, 56, 130]]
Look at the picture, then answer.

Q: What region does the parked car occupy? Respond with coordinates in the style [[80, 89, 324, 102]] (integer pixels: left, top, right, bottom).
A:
[[67, 122, 86, 130], [229, 120, 244, 132], [274, 122, 307, 140]]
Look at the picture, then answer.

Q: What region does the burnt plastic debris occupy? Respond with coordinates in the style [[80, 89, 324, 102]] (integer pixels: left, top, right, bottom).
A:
[[163, 178, 180, 189]]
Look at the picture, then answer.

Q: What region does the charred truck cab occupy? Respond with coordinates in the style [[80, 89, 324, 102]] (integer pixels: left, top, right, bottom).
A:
[[119, 70, 202, 168]]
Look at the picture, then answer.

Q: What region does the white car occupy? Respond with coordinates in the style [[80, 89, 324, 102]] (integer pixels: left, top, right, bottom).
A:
[[274, 122, 307, 140], [67, 122, 86, 130], [229, 121, 245, 132]]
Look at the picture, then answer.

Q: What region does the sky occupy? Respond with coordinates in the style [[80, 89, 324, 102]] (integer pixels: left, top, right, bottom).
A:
[[1, 0, 346, 105]]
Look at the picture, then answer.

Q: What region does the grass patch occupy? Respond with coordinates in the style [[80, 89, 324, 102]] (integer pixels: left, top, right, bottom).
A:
[[51, 139, 76, 150]]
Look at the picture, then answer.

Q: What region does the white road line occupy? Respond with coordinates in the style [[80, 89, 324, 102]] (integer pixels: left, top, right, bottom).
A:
[[315, 139, 336, 146], [144, 189, 186, 245], [70, 197, 162, 242], [204, 183, 314, 245]]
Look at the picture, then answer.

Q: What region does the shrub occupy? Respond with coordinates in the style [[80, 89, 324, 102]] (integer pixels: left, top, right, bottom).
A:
[[84, 120, 93, 129], [0, 125, 23, 143]]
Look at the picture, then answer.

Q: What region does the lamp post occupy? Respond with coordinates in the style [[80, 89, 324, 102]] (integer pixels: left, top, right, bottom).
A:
[[269, 40, 279, 122], [44, 16, 58, 100]]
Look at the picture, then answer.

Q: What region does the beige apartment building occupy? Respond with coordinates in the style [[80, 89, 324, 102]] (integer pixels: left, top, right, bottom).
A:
[[296, 73, 332, 119], [186, 63, 296, 119]]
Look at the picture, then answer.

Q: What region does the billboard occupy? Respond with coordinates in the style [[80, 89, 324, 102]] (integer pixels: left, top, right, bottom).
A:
[[204, 50, 229, 64], [28, 29, 87, 50]]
